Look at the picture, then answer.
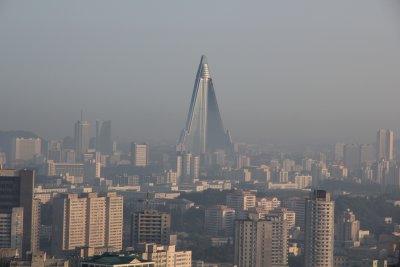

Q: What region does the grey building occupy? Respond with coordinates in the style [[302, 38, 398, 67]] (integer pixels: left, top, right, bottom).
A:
[[74, 120, 89, 159], [95, 120, 112, 155], [130, 210, 171, 247], [234, 216, 288, 267], [376, 129, 393, 161], [178, 55, 232, 155], [0, 169, 40, 256], [304, 190, 334, 267]]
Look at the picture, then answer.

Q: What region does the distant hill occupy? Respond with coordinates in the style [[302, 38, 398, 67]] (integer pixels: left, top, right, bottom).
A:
[[0, 130, 38, 155]]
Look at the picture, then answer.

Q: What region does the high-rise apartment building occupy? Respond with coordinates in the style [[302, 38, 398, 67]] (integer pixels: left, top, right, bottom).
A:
[[11, 138, 41, 161], [205, 205, 235, 236], [336, 209, 360, 248], [226, 191, 256, 219], [52, 192, 123, 256], [252, 165, 271, 182], [304, 190, 334, 267], [268, 208, 296, 229], [176, 152, 200, 183], [191, 155, 200, 179], [136, 243, 192, 267], [84, 159, 101, 180], [377, 129, 394, 161], [131, 143, 149, 167], [0, 207, 23, 255], [74, 120, 90, 158], [234, 219, 272, 267], [302, 158, 314, 172], [163, 170, 178, 185], [0, 169, 40, 255], [360, 144, 374, 164], [96, 120, 112, 155], [311, 161, 329, 188], [106, 194, 124, 250], [211, 150, 227, 166], [61, 149, 76, 163], [130, 210, 171, 247], [282, 159, 295, 172], [265, 214, 289, 267], [47, 140, 62, 163], [257, 197, 281, 212], [178, 55, 232, 154], [386, 163, 400, 188], [182, 152, 191, 182], [234, 216, 288, 267], [294, 175, 313, 189], [343, 144, 361, 170], [176, 154, 183, 183], [334, 143, 345, 162], [236, 155, 251, 169], [282, 197, 306, 229], [279, 170, 289, 183], [376, 159, 390, 185]]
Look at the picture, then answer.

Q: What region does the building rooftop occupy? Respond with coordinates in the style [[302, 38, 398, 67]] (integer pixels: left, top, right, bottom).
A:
[[83, 253, 150, 265]]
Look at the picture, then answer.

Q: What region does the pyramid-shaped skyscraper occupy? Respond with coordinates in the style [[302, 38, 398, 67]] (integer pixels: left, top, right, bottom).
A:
[[178, 55, 232, 154]]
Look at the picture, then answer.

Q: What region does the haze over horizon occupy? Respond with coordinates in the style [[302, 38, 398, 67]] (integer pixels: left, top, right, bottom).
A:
[[1, 1, 399, 145]]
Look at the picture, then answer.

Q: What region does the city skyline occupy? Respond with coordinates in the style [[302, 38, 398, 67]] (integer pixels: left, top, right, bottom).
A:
[[1, 1, 400, 267], [0, 1, 400, 145]]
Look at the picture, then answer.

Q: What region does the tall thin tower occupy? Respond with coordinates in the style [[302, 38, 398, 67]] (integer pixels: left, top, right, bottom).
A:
[[74, 113, 89, 158], [96, 120, 112, 155], [376, 129, 393, 161], [178, 55, 231, 155]]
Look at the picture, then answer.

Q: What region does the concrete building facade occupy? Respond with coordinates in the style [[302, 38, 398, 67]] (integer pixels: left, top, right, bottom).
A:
[[52, 192, 123, 256], [204, 205, 235, 236], [135, 243, 191, 267], [130, 210, 171, 247], [0, 169, 39, 255], [234, 217, 289, 267], [304, 190, 335, 267]]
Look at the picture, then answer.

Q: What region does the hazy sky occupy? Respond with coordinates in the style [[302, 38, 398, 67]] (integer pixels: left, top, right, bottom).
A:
[[0, 1, 399, 145]]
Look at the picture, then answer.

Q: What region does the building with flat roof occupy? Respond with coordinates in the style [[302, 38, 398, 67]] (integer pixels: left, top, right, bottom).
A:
[[10, 251, 68, 267], [81, 253, 155, 267], [46, 161, 84, 177], [96, 120, 112, 155], [11, 138, 41, 162], [377, 129, 393, 161], [74, 120, 90, 159], [131, 143, 149, 167], [304, 190, 334, 267]]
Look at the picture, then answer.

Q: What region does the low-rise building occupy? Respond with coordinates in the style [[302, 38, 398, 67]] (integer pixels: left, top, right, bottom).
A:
[[10, 252, 68, 267], [81, 253, 155, 267], [135, 243, 191, 267]]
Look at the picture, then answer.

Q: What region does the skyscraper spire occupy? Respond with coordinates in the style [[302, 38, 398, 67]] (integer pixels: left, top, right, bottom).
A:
[[178, 55, 231, 154]]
